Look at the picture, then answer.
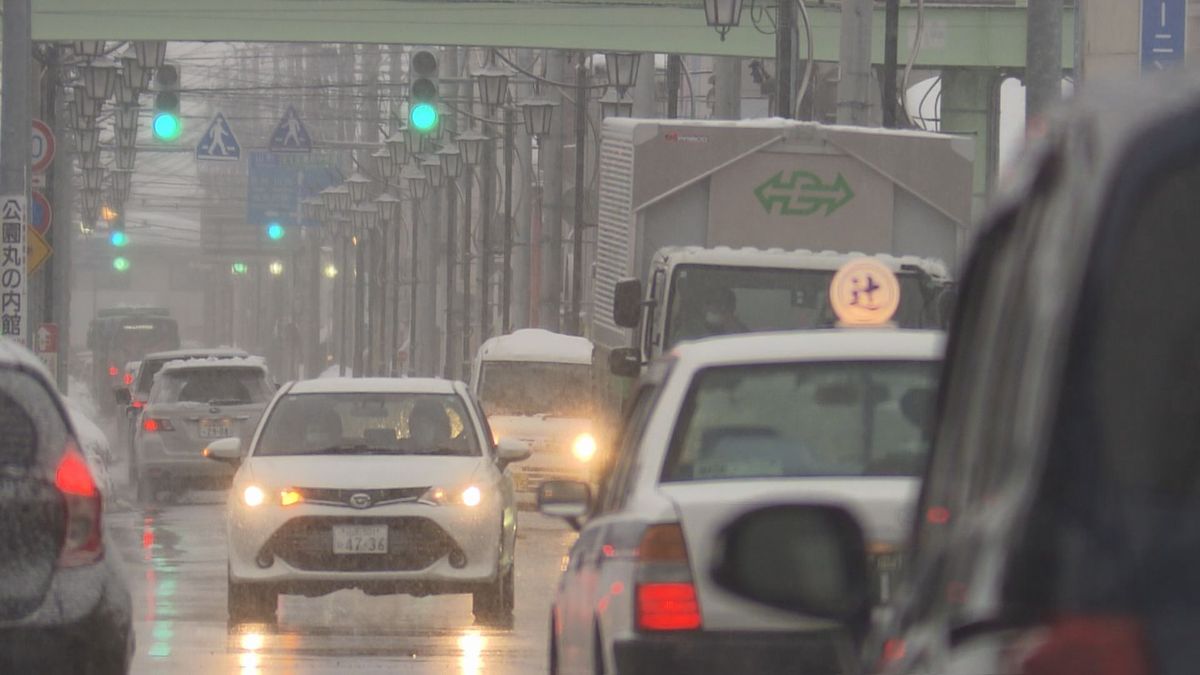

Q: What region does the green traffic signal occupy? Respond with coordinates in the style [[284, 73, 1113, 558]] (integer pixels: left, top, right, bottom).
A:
[[266, 222, 285, 241], [231, 262, 248, 275], [409, 103, 438, 133], [109, 230, 128, 247], [153, 112, 182, 141], [113, 256, 130, 272]]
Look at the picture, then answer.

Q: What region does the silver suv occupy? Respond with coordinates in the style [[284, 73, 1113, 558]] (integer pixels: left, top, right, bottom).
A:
[[134, 357, 274, 502]]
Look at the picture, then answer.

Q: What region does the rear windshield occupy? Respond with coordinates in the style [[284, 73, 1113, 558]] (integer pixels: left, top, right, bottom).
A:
[[0, 370, 67, 466], [150, 367, 273, 405], [662, 360, 939, 482], [255, 393, 480, 457]]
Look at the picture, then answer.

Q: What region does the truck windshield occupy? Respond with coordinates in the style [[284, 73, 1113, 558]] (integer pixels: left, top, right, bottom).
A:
[[662, 360, 939, 482], [478, 362, 592, 418], [664, 264, 945, 349]]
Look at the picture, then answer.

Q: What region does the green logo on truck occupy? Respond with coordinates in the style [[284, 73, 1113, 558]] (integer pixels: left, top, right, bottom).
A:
[[754, 170, 855, 217]]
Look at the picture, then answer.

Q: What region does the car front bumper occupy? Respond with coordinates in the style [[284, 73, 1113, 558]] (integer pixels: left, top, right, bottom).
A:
[[228, 498, 506, 592], [612, 629, 853, 675]]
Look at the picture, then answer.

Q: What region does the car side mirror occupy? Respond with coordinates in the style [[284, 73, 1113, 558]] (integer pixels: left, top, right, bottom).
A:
[[613, 278, 643, 328], [608, 347, 642, 378], [495, 437, 532, 469], [712, 504, 873, 643], [537, 480, 591, 531], [113, 388, 132, 405], [202, 437, 243, 467]]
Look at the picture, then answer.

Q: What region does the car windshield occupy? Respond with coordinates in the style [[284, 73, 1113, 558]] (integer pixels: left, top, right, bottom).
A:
[[150, 367, 273, 405], [665, 265, 945, 349], [662, 360, 939, 482], [255, 392, 481, 457], [477, 361, 593, 418]]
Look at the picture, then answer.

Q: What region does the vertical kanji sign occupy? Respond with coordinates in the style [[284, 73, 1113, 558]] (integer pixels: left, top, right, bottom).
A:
[[1, 196, 26, 343]]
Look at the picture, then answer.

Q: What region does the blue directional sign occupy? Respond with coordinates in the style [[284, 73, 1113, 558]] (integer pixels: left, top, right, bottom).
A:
[[247, 151, 339, 230], [195, 113, 241, 161], [1142, 0, 1187, 71], [268, 106, 313, 153]]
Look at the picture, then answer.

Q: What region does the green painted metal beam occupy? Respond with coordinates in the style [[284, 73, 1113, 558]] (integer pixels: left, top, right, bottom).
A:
[[31, 1, 1071, 69]]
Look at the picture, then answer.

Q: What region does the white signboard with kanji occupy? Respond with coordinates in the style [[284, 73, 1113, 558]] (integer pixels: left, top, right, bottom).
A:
[[0, 196, 25, 342]]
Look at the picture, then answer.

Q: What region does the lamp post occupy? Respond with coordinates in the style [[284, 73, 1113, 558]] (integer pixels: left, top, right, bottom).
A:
[[604, 52, 641, 96], [351, 202, 379, 376], [133, 41, 167, 70], [400, 164, 428, 375], [599, 90, 634, 119], [457, 129, 486, 369], [81, 58, 119, 103], [437, 146, 462, 377], [345, 173, 372, 204], [374, 192, 401, 374], [385, 131, 409, 170], [703, 0, 747, 40]]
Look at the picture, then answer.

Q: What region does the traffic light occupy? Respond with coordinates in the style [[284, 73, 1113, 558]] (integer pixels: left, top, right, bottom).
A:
[[266, 221, 285, 241], [109, 230, 128, 247], [152, 64, 181, 141], [408, 49, 439, 134], [113, 256, 130, 272], [231, 262, 248, 275]]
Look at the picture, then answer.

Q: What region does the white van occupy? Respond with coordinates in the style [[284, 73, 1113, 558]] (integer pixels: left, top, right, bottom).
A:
[[471, 329, 599, 501]]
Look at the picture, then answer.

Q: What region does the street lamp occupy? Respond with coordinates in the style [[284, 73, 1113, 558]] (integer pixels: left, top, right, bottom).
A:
[[82, 59, 119, 102], [70, 88, 100, 130], [73, 41, 106, 59], [599, 89, 635, 119], [422, 157, 445, 190], [81, 189, 101, 216], [475, 63, 511, 109], [114, 77, 139, 107], [111, 170, 133, 202], [345, 173, 372, 204], [456, 130, 488, 166], [372, 148, 395, 182], [116, 147, 136, 172], [269, 260, 284, 277], [704, 0, 746, 40], [604, 52, 641, 95], [385, 130, 409, 168], [79, 151, 100, 170], [351, 202, 380, 231], [323, 263, 339, 279], [520, 95, 557, 138], [134, 41, 167, 70], [83, 167, 105, 192], [75, 126, 99, 155], [119, 53, 147, 94], [115, 106, 139, 135], [401, 164, 429, 200], [323, 184, 351, 213], [301, 196, 324, 225], [438, 146, 463, 179], [374, 192, 401, 223]]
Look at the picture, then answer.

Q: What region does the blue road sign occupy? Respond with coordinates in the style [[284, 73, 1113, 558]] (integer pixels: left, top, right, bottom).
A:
[[247, 151, 339, 229], [269, 106, 313, 153], [1142, 0, 1187, 71], [195, 112, 241, 161]]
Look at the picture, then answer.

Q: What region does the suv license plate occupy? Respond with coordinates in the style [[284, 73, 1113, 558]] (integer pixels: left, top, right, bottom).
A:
[[199, 419, 232, 439], [332, 524, 388, 554]]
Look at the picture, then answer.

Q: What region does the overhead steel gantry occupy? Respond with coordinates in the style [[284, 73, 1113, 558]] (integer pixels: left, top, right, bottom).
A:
[[31, 0, 1072, 70]]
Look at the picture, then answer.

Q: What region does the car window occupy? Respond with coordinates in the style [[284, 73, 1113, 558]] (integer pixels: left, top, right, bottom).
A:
[[0, 370, 69, 466], [151, 367, 273, 405], [662, 361, 939, 482], [255, 392, 481, 457]]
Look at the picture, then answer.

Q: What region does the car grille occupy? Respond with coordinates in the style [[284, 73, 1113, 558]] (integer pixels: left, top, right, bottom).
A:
[[264, 516, 459, 572], [295, 486, 428, 508]]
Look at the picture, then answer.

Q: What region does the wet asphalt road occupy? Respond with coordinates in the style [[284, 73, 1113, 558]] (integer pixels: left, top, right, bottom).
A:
[[105, 489, 576, 674]]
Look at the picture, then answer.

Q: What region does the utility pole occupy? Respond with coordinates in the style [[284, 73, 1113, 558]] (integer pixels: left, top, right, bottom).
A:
[[837, 0, 875, 125], [512, 48, 535, 330], [776, 0, 796, 119], [712, 57, 741, 119], [0, 0, 31, 347], [568, 55, 588, 336], [883, 0, 900, 127], [502, 107, 515, 334], [443, 47, 458, 378], [1026, 0, 1063, 123], [666, 55, 682, 119], [540, 49, 566, 332], [480, 128, 495, 342]]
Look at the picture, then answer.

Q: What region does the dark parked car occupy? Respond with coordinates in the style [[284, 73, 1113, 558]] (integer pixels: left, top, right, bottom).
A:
[[714, 74, 1200, 675], [0, 340, 133, 673]]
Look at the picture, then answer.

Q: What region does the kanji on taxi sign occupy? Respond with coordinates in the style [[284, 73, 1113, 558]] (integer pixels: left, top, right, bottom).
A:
[[829, 257, 901, 327]]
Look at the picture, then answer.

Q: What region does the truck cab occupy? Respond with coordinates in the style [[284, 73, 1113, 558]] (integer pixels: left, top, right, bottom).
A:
[[470, 329, 604, 502], [610, 247, 954, 372]]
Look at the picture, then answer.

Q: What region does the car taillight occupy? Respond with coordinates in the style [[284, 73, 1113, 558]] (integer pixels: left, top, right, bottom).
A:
[[123, 373, 134, 385], [132, 400, 145, 409], [1013, 616, 1151, 675], [635, 523, 701, 631], [54, 444, 103, 567], [108, 365, 119, 377], [142, 418, 175, 432]]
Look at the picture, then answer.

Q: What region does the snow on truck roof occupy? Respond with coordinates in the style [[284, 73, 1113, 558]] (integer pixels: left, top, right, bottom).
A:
[[653, 246, 950, 280], [477, 329, 594, 365]]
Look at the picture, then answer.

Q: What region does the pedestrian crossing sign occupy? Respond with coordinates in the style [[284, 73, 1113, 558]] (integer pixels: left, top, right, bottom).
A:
[[269, 106, 313, 153], [195, 113, 241, 161]]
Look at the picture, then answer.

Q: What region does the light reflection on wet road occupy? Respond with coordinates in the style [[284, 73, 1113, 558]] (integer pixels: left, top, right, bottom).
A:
[[106, 495, 575, 674]]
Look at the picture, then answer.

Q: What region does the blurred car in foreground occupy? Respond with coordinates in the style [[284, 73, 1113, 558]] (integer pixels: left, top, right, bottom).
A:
[[715, 76, 1200, 675], [540, 324, 942, 675], [133, 356, 273, 502], [208, 378, 530, 625], [0, 340, 132, 673]]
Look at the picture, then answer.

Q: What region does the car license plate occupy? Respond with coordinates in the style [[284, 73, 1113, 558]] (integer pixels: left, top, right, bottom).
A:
[[199, 418, 232, 439], [332, 524, 388, 554]]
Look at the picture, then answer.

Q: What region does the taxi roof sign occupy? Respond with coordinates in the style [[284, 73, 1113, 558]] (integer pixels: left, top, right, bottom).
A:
[[829, 257, 901, 327]]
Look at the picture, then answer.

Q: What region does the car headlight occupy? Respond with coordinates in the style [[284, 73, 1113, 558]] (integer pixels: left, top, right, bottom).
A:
[[571, 433, 597, 463], [420, 484, 483, 507], [242, 485, 265, 507]]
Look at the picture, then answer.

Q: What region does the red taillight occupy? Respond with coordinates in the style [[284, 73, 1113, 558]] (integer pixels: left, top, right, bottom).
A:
[[108, 365, 119, 377], [123, 373, 134, 385], [142, 418, 174, 432], [877, 638, 907, 668], [634, 523, 701, 632], [1018, 616, 1151, 675], [132, 400, 145, 409], [636, 583, 701, 631], [54, 445, 103, 567]]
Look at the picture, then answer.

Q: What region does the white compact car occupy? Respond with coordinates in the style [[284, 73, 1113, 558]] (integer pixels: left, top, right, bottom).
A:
[[540, 330, 943, 675], [207, 377, 531, 625]]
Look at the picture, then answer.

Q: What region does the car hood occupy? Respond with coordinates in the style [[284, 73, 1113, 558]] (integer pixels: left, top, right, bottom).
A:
[[242, 454, 488, 490]]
